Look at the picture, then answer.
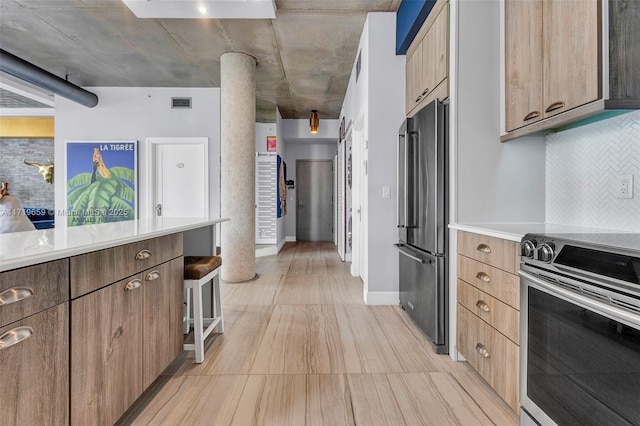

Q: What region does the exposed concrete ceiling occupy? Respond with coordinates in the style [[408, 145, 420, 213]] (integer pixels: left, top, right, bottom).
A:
[[0, 0, 401, 122]]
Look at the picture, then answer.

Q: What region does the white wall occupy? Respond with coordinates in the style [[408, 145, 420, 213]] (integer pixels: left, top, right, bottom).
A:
[[255, 122, 276, 153], [54, 87, 221, 225], [339, 13, 404, 303], [454, 1, 545, 225], [546, 111, 640, 231], [366, 13, 405, 297], [283, 143, 338, 239]]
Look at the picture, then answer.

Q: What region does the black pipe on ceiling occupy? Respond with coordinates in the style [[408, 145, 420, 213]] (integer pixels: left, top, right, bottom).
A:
[[0, 49, 98, 108]]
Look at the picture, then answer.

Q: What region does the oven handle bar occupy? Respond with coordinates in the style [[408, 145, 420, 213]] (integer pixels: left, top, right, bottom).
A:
[[519, 270, 640, 329]]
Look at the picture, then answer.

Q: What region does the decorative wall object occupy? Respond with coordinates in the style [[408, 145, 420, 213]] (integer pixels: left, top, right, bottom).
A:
[[266, 136, 276, 152], [546, 111, 640, 232], [0, 138, 54, 208], [277, 155, 287, 218], [66, 141, 137, 226], [23, 158, 54, 184]]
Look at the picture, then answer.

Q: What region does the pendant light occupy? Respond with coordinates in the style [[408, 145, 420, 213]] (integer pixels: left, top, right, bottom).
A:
[[310, 110, 319, 134]]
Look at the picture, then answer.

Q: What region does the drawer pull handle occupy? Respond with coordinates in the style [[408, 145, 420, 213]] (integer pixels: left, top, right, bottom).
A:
[[421, 88, 429, 96], [545, 101, 565, 113], [476, 272, 491, 283], [145, 271, 161, 281], [476, 244, 491, 253], [124, 279, 142, 291], [415, 95, 423, 103], [136, 250, 152, 260], [476, 300, 491, 312], [0, 287, 34, 306], [523, 111, 540, 121], [475, 343, 490, 358], [0, 326, 33, 350]]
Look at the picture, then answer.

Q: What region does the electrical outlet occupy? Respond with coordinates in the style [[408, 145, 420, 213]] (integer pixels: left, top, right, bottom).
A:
[[615, 175, 634, 199]]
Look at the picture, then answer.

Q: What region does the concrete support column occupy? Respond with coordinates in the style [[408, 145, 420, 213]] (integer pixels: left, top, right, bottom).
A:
[[220, 52, 256, 282]]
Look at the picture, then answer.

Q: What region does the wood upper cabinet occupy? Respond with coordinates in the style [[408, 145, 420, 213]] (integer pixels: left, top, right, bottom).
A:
[[406, 0, 449, 116], [406, 46, 423, 113], [504, 0, 543, 131], [504, 0, 600, 133], [543, 0, 599, 118]]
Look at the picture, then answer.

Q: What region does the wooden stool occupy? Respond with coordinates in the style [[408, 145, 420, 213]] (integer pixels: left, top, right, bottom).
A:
[[183, 255, 224, 363]]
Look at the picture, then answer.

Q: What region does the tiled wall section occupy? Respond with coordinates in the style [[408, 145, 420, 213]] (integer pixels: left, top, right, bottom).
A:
[[0, 138, 55, 208], [546, 111, 640, 232]]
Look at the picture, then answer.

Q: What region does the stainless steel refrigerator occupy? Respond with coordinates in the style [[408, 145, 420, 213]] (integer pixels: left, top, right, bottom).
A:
[[395, 99, 448, 354]]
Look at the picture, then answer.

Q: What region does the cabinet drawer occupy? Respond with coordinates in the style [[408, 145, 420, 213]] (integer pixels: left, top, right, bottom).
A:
[[0, 259, 69, 327], [457, 279, 519, 344], [458, 231, 517, 273], [0, 303, 69, 425], [457, 255, 520, 310], [70, 233, 183, 298], [457, 304, 519, 412]]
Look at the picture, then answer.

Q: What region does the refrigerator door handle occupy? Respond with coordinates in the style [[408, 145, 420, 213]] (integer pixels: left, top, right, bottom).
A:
[[397, 132, 407, 228], [406, 131, 418, 229], [394, 244, 432, 264]]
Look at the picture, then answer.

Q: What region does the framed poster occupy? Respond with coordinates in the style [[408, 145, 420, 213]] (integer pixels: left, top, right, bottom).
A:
[[66, 141, 137, 226], [267, 136, 276, 152]]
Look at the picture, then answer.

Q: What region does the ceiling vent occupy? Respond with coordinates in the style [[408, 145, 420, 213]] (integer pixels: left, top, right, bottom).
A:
[[171, 97, 192, 109]]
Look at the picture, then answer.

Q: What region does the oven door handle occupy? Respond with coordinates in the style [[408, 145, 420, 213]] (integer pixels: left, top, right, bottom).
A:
[[519, 270, 640, 329]]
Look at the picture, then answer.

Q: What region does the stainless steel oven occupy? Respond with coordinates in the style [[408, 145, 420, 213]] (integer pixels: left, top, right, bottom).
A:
[[519, 233, 640, 426]]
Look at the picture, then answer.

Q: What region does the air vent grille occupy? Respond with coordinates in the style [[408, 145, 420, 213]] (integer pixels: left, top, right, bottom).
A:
[[171, 97, 192, 109]]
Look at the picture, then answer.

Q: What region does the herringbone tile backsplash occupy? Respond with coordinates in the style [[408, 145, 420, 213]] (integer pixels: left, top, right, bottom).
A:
[[546, 111, 640, 232]]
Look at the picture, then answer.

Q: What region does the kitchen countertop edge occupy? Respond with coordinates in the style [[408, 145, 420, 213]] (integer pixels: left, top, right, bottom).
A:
[[0, 217, 229, 272]]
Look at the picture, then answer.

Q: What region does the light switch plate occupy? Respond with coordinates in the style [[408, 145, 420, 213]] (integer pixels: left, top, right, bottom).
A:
[[382, 186, 390, 199]]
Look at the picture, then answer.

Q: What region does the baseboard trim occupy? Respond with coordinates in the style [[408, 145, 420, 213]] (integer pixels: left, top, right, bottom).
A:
[[364, 291, 399, 306], [277, 238, 287, 252], [255, 245, 278, 257], [285, 236, 297, 242]]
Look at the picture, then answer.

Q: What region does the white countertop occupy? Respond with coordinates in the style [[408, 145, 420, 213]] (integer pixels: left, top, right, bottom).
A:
[[449, 222, 627, 242], [0, 217, 229, 272]]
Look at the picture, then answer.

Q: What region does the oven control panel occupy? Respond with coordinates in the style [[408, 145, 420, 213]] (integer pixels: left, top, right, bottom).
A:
[[521, 238, 556, 264]]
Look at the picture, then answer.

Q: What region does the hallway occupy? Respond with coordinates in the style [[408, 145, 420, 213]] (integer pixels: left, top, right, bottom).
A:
[[118, 242, 517, 425]]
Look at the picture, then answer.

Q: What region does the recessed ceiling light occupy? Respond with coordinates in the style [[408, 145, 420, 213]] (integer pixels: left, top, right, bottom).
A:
[[198, 6, 207, 14]]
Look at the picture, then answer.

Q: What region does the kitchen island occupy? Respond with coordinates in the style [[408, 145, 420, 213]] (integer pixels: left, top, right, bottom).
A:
[[0, 217, 228, 425]]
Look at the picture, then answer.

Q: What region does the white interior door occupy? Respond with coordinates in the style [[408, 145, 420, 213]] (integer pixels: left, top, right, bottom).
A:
[[149, 137, 208, 218]]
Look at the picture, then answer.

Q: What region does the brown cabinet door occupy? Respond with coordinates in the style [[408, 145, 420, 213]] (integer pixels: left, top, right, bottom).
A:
[[504, 0, 544, 132], [543, 0, 600, 118], [142, 257, 183, 388], [0, 303, 69, 425], [71, 275, 144, 426], [406, 45, 423, 114], [423, 2, 449, 97]]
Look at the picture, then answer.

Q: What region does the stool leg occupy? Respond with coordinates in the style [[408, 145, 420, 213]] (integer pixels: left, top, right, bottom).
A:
[[183, 286, 191, 335], [213, 274, 224, 333], [193, 280, 205, 363]]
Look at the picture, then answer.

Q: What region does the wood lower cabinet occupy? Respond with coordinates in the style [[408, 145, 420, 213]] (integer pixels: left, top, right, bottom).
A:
[[0, 303, 69, 425], [456, 230, 520, 413], [457, 304, 519, 411], [142, 257, 183, 388], [71, 257, 184, 425], [71, 274, 145, 425]]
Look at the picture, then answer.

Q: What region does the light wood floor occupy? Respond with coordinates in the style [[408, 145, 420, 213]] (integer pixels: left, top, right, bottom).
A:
[[117, 242, 518, 426]]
